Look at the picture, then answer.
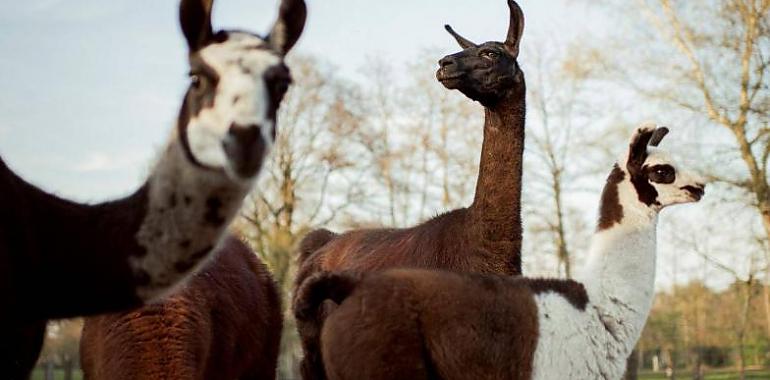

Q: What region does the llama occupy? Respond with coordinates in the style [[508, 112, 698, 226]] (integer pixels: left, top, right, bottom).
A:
[[0, 0, 306, 377], [80, 235, 283, 380], [295, 124, 706, 380], [294, 1, 526, 377]]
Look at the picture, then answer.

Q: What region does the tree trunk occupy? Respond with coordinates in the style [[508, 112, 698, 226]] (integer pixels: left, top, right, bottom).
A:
[[691, 350, 703, 380], [64, 358, 74, 380]]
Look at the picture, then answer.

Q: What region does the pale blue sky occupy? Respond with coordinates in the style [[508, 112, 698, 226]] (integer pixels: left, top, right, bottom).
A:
[[0, 0, 608, 201], [0, 1, 757, 290]]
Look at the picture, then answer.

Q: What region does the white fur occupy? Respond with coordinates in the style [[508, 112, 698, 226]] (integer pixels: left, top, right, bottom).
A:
[[187, 33, 280, 179], [530, 124, 703, 380], [131, 137, 252, 301]]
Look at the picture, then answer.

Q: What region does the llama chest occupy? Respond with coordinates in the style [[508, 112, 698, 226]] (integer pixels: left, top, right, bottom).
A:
[[530, 293, 630, 380]]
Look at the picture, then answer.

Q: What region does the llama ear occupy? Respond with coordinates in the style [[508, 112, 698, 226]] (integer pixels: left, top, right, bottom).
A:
[[267, 0, 307, 56], [444, 25, 478, 49], [649, 127, 669, 147], [627, 124, 656, 168], [504, 0, 525, 57], [180, 0, 214, 52]]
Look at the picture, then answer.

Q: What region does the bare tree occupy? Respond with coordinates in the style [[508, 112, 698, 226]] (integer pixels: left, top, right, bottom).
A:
[[234, 56, 366, 378], [525, 43, 608, 278]]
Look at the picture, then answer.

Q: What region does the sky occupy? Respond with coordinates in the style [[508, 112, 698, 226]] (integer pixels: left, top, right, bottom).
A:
[[0, 0, 609, 201], [1, 1, 746, 290]]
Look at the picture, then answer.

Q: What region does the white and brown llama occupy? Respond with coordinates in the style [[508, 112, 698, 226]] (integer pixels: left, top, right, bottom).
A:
[[295, 124, 706, 380], [0, 0, 306, 378], [79, 2, 306, 378]]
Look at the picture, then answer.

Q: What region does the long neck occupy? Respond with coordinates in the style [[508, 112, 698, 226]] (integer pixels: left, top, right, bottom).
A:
[[5, 136, 250, 318], [580, 178, 658, 356], [131, 138, 252, 299], [468, 86, 526, 271]]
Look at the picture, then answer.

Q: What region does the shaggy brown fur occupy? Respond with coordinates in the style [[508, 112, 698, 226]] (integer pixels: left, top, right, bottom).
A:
[[294, 2, 527, 377], [597, 164, 625, 230], [80, 236, 282, 380], [295, 269, 587, 380]]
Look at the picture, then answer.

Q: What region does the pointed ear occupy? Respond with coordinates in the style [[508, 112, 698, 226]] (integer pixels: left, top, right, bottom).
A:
[[504, 0, 525, 57], [180, 0, 214, 52], [649, 127, 669, 147], [444, 25, 478, 49], [267, 0, 307, 56], [627, 124, 657, 168]]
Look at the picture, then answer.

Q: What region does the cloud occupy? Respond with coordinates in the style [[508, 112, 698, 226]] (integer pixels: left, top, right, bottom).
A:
[[72, 151, 144, 173]]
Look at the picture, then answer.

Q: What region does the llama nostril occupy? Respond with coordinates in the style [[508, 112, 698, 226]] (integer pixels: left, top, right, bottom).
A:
[[439, 57, 456, 68]]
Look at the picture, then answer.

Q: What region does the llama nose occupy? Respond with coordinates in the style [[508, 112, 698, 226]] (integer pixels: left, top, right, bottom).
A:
[[439, 56, 456, 68], [227, 123, 262, 147], [223, 123, 266, 178]]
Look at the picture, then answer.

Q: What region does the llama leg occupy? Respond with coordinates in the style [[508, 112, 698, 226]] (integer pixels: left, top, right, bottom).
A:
[[0, 319, 46, 380]]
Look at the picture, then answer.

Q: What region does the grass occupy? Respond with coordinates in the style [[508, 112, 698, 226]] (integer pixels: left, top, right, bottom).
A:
[[639, 369, 770, 380], [29, 368, 83, 380]]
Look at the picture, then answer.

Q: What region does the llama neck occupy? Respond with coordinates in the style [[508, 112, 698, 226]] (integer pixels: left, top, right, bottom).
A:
[[130, 137, 252, 300], [580, 179, 658, 354], [8, 135, 251, 316], [468, 89, 526, 271]]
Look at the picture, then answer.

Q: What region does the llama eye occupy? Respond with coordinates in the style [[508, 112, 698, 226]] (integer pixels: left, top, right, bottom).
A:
[[482, 51, 500, 59], [649, 165, 676, 184], [190, 74, 201, 89]]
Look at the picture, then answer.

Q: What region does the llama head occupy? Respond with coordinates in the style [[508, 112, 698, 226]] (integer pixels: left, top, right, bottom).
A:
[[177, 0, 306, 181], [623, 124, 706, 210], [436, 0, 525, 107]]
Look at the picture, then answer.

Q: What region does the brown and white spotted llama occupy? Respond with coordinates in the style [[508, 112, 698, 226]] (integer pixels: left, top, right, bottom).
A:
[[0, 0, 305, 378], [294, 1, 526, 378], [295, 125, 706, 380], [80, 236, 283, 380]]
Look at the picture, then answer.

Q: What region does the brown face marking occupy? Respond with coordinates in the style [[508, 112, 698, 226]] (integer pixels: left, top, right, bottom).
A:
[[184, 195, 193, 206], [627, 129, 659, 206], [527, 278, 589, 311], [177, 56, 221, 169], [597, 164, 625, 231], [179, 239, 192, 249], [204, 196, 225, 226], [263, 63, 292, 132], [169, 193, 178, 208]]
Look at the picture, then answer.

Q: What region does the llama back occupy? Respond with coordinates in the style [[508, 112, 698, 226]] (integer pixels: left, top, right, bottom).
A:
[[81, 235, 282, 380]]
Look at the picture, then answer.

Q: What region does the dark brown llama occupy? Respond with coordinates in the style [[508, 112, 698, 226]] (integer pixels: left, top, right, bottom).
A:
[[0, 0, 306, 378], [293, 1, 526, 378], [80, 235, 283, 380], [295, 125, 706, 380]]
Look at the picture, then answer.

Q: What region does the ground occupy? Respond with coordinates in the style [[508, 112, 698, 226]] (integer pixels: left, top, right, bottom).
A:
[[640, 369, 770, 380]]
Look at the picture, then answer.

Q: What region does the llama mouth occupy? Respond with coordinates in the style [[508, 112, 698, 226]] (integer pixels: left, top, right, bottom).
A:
[[681, 185, 705, 201], [436, 69, 466, 83]]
